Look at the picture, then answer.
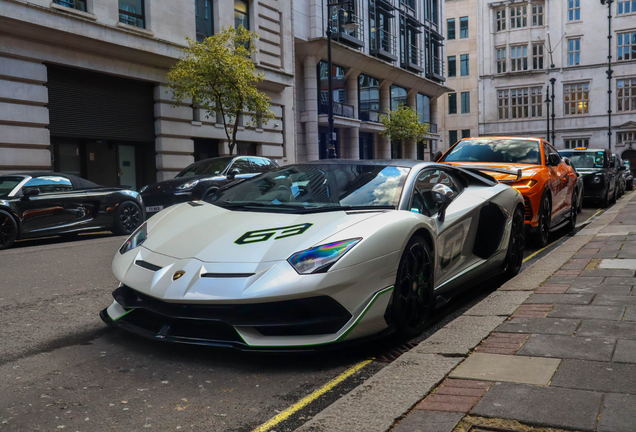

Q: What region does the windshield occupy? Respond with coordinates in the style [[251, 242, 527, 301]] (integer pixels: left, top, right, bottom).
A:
[[176, 158, 232, 178], [209, 164, 409, 213], [559, 151, 607, 169], [442, 139, 541, 165], [0, 176, 24, 197]]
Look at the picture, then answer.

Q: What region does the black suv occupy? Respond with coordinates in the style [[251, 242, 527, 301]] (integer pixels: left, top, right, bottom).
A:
[[614, 154, 629, 197], [559, 148, 617, 207], [140, 156, 278, 217]]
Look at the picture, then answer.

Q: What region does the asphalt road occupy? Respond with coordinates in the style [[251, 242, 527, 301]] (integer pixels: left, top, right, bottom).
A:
[[0, 204, 602, 432]]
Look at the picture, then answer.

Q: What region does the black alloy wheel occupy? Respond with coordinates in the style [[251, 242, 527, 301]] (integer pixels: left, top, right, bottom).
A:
[[0, 210, 18, 250], [113, 201, 143, 235], [569, 189, 578, 231], [504, 207, 525, 277], [391, 235, 434, 339], [534, 194, 551, 248]]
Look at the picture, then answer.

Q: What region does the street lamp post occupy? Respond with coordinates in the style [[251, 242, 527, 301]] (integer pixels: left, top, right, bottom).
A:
[[601, 0, 614, 152], [325, 1, 357, 159], [550, 77, 556, 144], [545, 85, 551, 142]]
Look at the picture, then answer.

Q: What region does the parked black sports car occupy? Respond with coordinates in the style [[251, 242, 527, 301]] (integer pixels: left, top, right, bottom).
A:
[[0, 172, 145, 250], [140, 156, 278, 217]]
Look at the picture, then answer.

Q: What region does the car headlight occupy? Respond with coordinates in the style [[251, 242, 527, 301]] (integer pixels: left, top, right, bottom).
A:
[[139, 185, 148, 193], [119, 223, 147, 255], [288, 238, 361, 274], [511, 179, 538, 190], [176, 180, 200, 190], [593, 176, 601, 184]]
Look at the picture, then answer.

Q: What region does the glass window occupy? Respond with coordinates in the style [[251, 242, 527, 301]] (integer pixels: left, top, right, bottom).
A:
[[448, 93, 457, 114], [532, 3, 544, 26], [618, 132, 636, 146], [0, 176, 25, 197], [510, 45, 528, 72], [449, 130, 458, 146], [391, 85, 407, 110], [448, 56, 456, 77], [533, 44, 544, 69], [498, 87, 543, 119], [564, 82, 590, 115], [235, 0, 249, 30], [447, 18, 456, 40], [229, 158, 252, 174], [358, 74, 380, 121], [568, 39, 581, 66], [617, 78, 636, 112], [498, 90, 509, 120], [461, 129, 471, 139], [531, 87, 543, 117], [461, 92, 470, 114], [24, 176, 73, 193], [617, 32, 636, 61], [119, 0, 145, 28], [496, 48, 507, 73], [563, 139, 590, 149], [510, 5, 527, 29], [248, 158, 272, 173], [417, 94, 431, 124], [460, 54, 469, 76], [495, 8, 506, 32], [318, 61, 346, 114], [195, 0, 213, 41], [411, 169, 462, 216], [568, 0, 580, 21], [176, 157, 233, 178], [55, 0, 86, 11], [459, 17, 468, 38], [618, 0, 636, 14], [441, 139, 542, 165]]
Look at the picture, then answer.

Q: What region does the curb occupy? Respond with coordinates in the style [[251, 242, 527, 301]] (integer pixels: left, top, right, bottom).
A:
[[294, 192, 635, 432]]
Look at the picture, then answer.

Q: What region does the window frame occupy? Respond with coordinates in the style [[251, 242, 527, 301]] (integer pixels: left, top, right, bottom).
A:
[[448, 56, 456, 77], [234, 0, 249, 30], [510, 45, 528, 72], [55, 0, 87, 12], [460, 54, 469, 76], [448, 93, 457, 115], [617, 31, 636, 62], [568, 0, 581, 21], [617, 78, 636, 113], [617, 0, 636, 15], [496, 47, 507, 74], [563, 82, 590, 116], [564, 138, 590, 149], [119, 0, 146, 28], [447, 18, 456, 40], [459, 16, 469, 38], [618, 131, 636, 146], [532, 3, 544, 26], [195, 0, 214, 42], [461, 91, 470, 114], [568, 38, 581, 66], [510, 5, 527, 29], [498, 86, 543, 120], [495, 8, 506, 32], [532, 43, 544, 70], [449, 130, 458, 146]]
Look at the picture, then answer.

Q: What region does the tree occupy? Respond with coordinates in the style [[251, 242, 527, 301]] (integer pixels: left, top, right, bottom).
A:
[[379, 105, 431, 144], [167, 26, 275, 155]]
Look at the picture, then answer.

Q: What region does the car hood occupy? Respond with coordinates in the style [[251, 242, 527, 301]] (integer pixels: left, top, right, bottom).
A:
[[446, 162, 543, 181], [142, 176, 225, 195], [142, 202, 383, 263]]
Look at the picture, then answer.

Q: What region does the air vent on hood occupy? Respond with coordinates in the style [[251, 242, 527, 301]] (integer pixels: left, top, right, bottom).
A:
[[135, 260, 163, 272], [201, 273, 255, 278]]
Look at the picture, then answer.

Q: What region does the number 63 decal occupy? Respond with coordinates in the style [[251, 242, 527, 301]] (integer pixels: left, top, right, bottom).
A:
[[235, 223, 313, 245]]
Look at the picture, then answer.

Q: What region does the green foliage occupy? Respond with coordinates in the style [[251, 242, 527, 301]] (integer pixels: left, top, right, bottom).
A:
[[167, 26, 275, 155], [379, 105, 430, 143]]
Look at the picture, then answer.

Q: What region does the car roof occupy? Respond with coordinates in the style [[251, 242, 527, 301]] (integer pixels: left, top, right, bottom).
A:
[[460, 136, 544, 142], [299, 159, 434, 168], [560, 148, 608, 152], [10, 172, 102, 189]]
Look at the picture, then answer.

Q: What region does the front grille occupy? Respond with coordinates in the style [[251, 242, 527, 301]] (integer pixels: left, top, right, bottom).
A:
[[524, 197, 532, 221]]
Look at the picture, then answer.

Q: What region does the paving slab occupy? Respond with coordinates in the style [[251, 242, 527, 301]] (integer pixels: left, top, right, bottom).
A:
[[567, 284, 632, 295], [598, 393, 636, 432], [471, 382, 603, 432], [548, 305, 625, 321], [604, 277, 636, 285], [546, 276, 605, 287], [551, 359, 636, 393], [577, 320, 636, 340], [592, 294, 636, 306], [449, 353, 560, 385], [496, 318, 580, 335], [580, 269, 636, 277], [465, 291, 531, 316], [624, 307, 636, 321], [392, 411, 464, 432], [413, 316, 505, 355], [525, 293, 595, 305], [516, 334, 615, 361], [599, 259, 636, 270], [612, 340, 636, 363]]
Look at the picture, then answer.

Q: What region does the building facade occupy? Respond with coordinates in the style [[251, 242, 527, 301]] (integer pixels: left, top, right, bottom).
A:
[[477, 0, 636, 163], [0, 0, 294, 186], [437, 0, 478, 153], [294, 0, 450, 161]]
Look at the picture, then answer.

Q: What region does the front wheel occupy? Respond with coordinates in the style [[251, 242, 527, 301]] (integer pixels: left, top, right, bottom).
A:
[[533, 194, 551, 248], [503, 207, 525, 278], [113, 201, 143, 236], [390, 235, 434, 339], [0, 210, 18, 250]]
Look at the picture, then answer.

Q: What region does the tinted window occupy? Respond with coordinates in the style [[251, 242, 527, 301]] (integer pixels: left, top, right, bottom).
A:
[[0, 176, 24, 196], [249, 158, 272, 173], [559, 151, 607, 169], [229, 159, 252, 174], [442, 139, 541, 165], [411, 169, 462, 216], [24, 176, 73, 193], [176, 158, 232, 178]]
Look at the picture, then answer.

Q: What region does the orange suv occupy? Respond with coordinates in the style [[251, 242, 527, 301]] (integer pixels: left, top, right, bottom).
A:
[[438, 137, 579, 247]]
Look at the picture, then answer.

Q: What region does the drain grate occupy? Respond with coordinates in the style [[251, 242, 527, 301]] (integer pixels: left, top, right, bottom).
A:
[[374, 341, 419, 363]]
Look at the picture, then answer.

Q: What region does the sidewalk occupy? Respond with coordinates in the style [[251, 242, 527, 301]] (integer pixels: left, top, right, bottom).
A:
[[297, 191, 636, 432]]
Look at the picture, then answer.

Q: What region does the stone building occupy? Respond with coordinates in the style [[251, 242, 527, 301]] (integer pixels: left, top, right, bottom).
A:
[[437, 0, 479, 152], [477, 0, 636, 162], [0, 0, 294, 186], [293, 0, 449, 161]]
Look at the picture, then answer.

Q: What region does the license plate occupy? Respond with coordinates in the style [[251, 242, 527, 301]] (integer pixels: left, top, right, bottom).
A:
[[146, 205, 163, 213]]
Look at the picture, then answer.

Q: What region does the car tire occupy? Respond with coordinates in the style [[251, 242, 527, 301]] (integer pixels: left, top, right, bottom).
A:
[[390, 235, 434, 339], [534, 194, 551, 248], [0, 210, 18, 250], [113, 201, 143, 236], [569, 189, 578, 231], [503, 207, 525, 278], [611, 186, 617, 204]]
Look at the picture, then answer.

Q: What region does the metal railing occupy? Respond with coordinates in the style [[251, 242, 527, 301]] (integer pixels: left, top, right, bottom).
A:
[[401, 43, 424, 70], [360, 110, 381, 122], [426, 55, 445, 81], [329, 7, 365, 47], [371, 28, 397, 56], [320, 102, 355, 119]]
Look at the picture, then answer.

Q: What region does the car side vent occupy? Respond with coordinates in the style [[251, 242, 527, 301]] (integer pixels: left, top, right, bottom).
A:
[[135, 260, 163, 272], [200, 273, 255, 278], [473, 203, 507, 260]]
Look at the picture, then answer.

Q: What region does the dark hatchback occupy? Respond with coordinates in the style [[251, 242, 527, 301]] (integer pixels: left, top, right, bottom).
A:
[[559, 148, 617, 207], [140, 156, 278, 217]]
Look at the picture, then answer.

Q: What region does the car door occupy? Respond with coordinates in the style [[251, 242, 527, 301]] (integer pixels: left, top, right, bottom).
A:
[[409, 168, 480, 291], [543, 143, 567, 217], [17, 176, 89, 234], [549, 144, 571, 216]]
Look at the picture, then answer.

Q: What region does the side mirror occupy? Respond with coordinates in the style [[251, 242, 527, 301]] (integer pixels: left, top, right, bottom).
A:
[[433, 151, 443, 162], [21, 187, 40, 199], [227, 168, 240, 180], [432, 184, 454, 222], [547, 154, 561, 166]]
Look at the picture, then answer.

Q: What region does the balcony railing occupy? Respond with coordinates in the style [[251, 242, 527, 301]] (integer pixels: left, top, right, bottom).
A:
[[370, 28, 398, 62], [426, 55, 445, 82], [320, 102, 355, 119], [360, 110, 381, 123], [329, 7, 365, 49], [401, 44, 424, 73]]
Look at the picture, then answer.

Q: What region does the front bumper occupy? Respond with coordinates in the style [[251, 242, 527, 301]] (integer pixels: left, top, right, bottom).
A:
[[141, 193, 193, 217]]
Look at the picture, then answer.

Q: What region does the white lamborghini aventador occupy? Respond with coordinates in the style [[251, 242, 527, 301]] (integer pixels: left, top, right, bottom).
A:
[[101, 160, 525, 349]]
